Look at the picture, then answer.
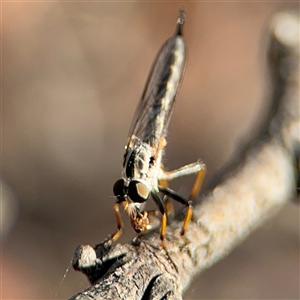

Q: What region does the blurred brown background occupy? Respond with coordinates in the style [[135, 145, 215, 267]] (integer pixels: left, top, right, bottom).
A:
[[2, 2, 299, 299]]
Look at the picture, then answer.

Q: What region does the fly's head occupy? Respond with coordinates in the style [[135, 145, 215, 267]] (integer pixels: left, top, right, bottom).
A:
[[113, 178, 150, 204], [113, 178, 150, 233], [116, 137, 157, 233]]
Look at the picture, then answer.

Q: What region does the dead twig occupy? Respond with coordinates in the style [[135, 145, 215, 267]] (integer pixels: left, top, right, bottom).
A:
[[70, 10, 299, 300]]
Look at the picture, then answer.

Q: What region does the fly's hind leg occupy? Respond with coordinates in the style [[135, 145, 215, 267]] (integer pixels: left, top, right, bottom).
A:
[[158, 160, 206, 235], [183, 160, 206, 235]]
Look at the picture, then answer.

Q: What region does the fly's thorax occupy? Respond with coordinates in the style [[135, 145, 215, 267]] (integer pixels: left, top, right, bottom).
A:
[[112, 135, 161, 209], [123, 136, 157, 181]]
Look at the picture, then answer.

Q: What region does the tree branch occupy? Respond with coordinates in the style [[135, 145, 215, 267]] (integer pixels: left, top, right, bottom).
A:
[[70, 10, 299, 300]]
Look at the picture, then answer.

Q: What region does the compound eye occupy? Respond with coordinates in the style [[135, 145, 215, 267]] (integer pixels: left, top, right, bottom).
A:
[[113, 179, 125, 198], [128, 181, 149, 203]]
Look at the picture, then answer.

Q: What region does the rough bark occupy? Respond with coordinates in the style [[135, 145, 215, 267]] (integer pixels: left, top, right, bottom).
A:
[[70, 10, 299, 300]]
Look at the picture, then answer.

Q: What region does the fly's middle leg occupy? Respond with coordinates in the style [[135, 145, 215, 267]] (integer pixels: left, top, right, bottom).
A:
[[159, 160, 206, 235], [158, 178, 175, 219], [151, 192, 168, 249]]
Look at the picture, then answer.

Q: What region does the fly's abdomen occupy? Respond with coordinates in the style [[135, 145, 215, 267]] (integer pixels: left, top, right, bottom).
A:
[[128, 16, 186, 148], [145, 36, 186, 144]]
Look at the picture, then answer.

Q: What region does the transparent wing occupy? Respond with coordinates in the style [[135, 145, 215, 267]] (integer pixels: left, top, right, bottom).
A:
[[127, 15, 186, 149]]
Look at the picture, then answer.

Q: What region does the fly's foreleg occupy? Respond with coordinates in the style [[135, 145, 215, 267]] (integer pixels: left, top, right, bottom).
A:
[[114, 201, 125, 239], [95, 201, 124, 249], [108, 202, 124, 244]]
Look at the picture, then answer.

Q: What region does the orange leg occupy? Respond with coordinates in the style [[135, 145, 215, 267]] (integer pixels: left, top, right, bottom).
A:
[[158, 160, 206, 236], [160, 213, 167, 249], [110, 202, 124, 242], [158, 178, 175, 218], [181, 165, 206, 235], [95, 202, 124, 249], [151, 192, 168, 248]]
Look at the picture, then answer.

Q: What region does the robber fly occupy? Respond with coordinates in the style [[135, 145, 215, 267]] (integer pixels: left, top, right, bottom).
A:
[[110, 10, 206, 247]]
